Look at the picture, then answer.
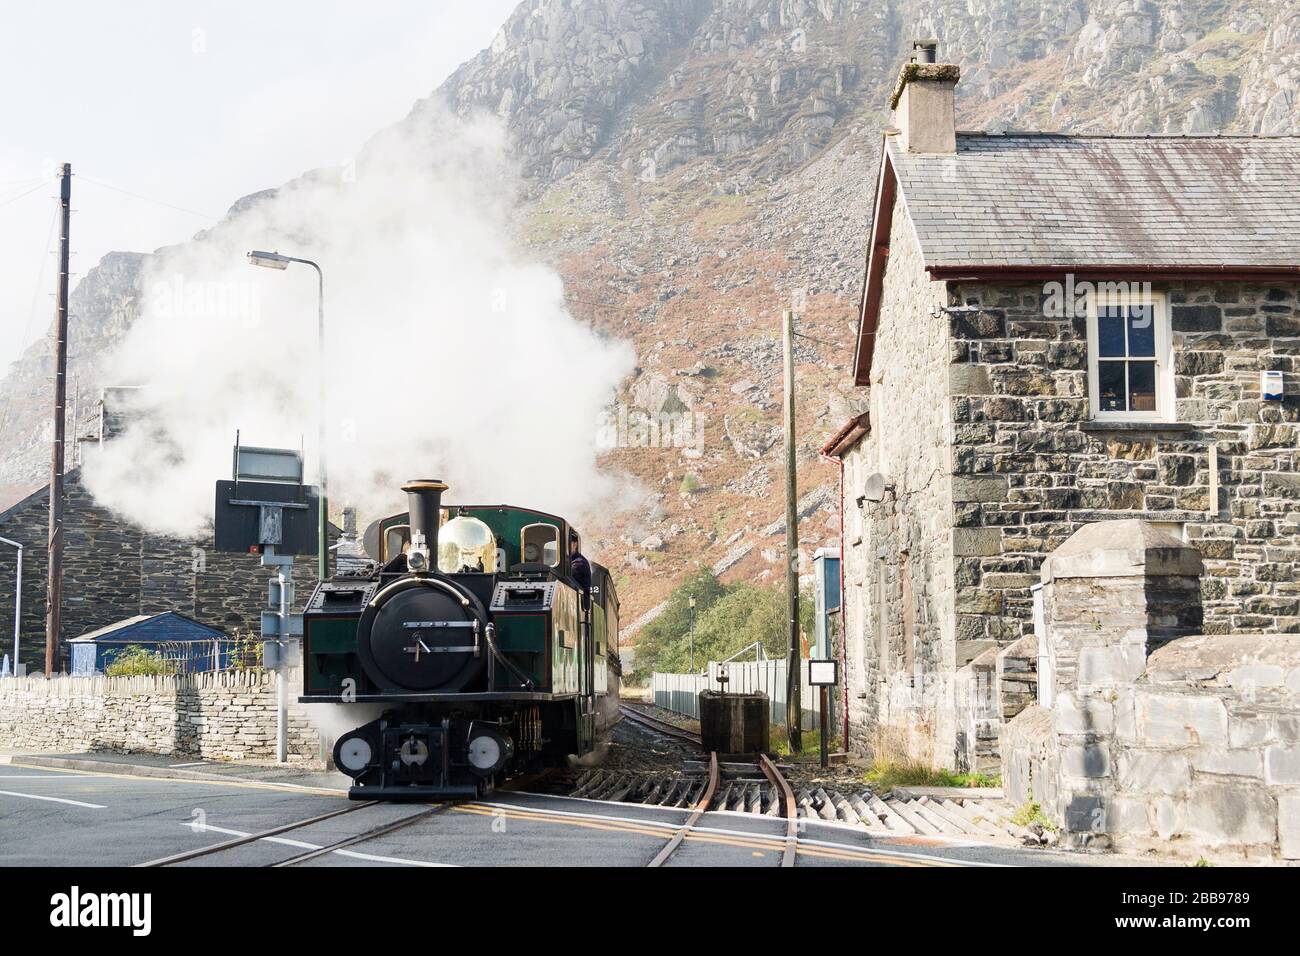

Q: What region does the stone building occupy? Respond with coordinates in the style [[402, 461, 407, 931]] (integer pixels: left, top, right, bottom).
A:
[[0, 469, 329, 675], [822, 52, 1300, 770]]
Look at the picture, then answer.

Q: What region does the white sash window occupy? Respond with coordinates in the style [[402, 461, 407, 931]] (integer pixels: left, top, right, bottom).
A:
[[1086, 290, 1173, 422]]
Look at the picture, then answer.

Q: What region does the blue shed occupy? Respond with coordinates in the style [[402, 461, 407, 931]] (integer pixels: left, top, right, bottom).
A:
[[69, 612, 229, 676]]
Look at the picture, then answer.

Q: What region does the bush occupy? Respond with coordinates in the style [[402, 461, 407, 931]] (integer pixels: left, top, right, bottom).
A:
[[103, 645, 172, 677], [630, 571, 815, 682]]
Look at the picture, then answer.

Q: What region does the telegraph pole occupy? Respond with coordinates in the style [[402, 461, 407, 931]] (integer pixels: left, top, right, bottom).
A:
[[46, 163, 72, 676], [782, 308, 801, 752]]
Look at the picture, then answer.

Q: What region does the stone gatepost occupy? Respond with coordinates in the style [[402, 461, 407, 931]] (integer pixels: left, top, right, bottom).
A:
[[1038, 520, 1203, 846]]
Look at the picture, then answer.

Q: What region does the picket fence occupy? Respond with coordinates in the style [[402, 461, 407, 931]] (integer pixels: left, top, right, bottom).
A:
[[651, 659, 822, 730]]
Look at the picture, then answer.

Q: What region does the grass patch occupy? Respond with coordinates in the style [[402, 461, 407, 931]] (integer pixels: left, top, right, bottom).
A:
[[862, 759, 1000, 793], [769, 724, 847, 759], [695, 194, 753, 228], [524, 187, 598, 244], [1010, 799, 1058, 831]]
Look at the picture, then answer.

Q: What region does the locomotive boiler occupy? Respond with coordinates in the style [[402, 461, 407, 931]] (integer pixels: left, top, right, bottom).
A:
[[300, 479, 619, 799]]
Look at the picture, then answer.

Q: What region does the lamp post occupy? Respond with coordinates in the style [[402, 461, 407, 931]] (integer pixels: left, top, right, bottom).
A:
[[246, 250, 328, 582], [688, 594, 696, 673], [0, 536, 21, 676]]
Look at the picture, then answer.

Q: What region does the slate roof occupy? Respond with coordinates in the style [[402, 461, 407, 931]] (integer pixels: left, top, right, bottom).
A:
[[890, 132, 1300, 270], [70, 611, 224, 643]]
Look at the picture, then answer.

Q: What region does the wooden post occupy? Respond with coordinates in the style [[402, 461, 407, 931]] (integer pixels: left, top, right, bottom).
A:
[[46, 163, 72, 676], [782, 308, 801, 752], [820, 685, 829, 769]]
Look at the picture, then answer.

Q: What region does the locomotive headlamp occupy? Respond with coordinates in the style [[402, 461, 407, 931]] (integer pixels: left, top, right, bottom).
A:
[[407, 529, 431, 574], [334, 732, 376, 777], [465, 727, 514, 776]]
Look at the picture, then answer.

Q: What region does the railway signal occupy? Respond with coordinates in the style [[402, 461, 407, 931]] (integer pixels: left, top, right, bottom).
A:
[[213, 439, 318, 762]]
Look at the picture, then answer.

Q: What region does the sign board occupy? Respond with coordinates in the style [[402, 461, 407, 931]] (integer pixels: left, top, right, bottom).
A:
[[213, 479, 319, 555], [809, 658, 839, 686], [233, 445, 303, 483]]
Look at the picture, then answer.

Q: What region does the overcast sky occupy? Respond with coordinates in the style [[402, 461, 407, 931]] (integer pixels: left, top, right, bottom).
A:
[[0, 0, 519, 370]]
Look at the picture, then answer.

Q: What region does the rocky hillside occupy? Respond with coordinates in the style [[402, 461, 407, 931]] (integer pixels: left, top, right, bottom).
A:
[[3, 0, 1299, 627]]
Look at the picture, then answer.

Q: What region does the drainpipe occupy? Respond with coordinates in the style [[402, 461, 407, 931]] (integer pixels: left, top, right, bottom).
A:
[[0, 536, 21, 675]]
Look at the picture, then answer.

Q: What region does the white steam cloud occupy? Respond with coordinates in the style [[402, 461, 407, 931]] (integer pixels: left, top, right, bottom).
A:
[[82, 106, 635, 537]]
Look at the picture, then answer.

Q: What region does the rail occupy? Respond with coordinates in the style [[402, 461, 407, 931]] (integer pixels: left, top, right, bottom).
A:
[[138, 800, 379, 866], [647, 750, 718, 867], [759, 753, 797, 867], [618, 703, 702, 748]]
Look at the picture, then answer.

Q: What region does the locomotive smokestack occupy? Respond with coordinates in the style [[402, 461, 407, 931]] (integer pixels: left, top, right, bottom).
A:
[[402, 479, 447, 573]]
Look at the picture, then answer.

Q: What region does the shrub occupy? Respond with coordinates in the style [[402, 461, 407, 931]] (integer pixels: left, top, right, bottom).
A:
[[104, 645, 172, 677]]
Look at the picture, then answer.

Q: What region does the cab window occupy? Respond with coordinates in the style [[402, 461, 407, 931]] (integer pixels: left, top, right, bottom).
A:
[[384, 525, 410, 562], [521, 523, 560, 567]]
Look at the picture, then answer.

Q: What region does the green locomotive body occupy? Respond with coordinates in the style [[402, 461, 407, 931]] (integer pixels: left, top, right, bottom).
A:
[[300, 480, 618, 799]]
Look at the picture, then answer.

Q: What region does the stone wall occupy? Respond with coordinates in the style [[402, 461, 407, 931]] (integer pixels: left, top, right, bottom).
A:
[[841, 193, 957, 765], [0, 471, 322, 673], [1003, 520, 1300, 862], [0, 668, 324, 764], [946, 279, 1300, 651]]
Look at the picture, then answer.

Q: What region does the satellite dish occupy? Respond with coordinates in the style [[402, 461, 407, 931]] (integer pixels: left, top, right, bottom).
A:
[[863, 473, 888, 502]]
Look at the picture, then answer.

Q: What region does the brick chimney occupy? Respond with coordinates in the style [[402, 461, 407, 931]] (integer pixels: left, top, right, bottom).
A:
[[890, 40, 959, 154]]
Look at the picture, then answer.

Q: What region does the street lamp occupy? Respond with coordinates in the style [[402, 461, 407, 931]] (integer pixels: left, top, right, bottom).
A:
[[246, 250, 328, 582], [688, 594, 696, 673]]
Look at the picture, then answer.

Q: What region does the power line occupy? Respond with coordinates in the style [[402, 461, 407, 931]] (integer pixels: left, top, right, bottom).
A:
[[792, 329, 844, 349], [0, 199, 61, 436], [77, 174, 222, 221], [0, 178, 53, 210]]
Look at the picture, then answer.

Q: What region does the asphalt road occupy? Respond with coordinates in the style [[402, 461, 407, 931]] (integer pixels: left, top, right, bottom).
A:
[[0, 763, 1097, 867]]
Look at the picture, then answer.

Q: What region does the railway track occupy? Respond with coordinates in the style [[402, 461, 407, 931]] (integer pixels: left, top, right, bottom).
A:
[[138, 800, 445, 867], [617, 704, 703, 748], [648, 751, 718, 867]]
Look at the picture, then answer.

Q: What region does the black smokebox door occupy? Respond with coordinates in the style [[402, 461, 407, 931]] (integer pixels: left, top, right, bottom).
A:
[[365, 588, 483, 692]]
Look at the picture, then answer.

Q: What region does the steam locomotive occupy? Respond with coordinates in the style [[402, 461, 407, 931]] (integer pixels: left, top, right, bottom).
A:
[[300, 480, 619, 799]]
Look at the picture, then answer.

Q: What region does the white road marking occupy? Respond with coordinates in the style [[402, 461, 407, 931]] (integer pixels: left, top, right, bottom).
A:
[[185, 822, 456, 867], [167, 761, 208, 768], [0, 774, 97, 779], [0, 789, 106, 809]]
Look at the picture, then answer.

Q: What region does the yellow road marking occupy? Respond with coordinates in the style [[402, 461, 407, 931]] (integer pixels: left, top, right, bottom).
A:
[[455, 803, 957, 866]]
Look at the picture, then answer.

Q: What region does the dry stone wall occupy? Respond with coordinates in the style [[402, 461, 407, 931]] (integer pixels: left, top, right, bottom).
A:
[[0, 668, 323, 764]]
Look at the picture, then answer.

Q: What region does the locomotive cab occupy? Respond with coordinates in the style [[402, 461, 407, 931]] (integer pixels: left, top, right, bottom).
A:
[[301, 479, 615, 800]]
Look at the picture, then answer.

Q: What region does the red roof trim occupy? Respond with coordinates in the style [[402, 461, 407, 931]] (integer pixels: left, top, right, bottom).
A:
[[852, 143, 898, 387], [928, 264, 1300, 281]]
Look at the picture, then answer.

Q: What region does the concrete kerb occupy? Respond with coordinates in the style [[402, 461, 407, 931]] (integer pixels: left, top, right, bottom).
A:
[[0, 751, 349, 794]]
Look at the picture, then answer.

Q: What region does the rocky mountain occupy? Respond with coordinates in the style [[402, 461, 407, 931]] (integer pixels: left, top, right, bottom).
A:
[[3, 0, 1299, 626]]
